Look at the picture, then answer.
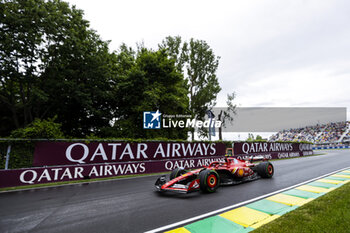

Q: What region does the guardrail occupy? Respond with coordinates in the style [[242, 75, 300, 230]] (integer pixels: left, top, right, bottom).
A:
[[313, 146, 350, 150]]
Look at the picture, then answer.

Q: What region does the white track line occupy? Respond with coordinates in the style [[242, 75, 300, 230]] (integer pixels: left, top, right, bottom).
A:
[[145, 166, 350, 233]]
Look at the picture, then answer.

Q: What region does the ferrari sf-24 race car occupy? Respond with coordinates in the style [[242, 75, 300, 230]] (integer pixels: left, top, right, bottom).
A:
[[155, 157, 274, 193]]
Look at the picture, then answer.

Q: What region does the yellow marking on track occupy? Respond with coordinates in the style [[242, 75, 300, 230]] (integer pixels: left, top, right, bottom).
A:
[[317, 179, 344, 184], [296, 185, 333, 193], [219, 206, 270, 227], [165, 227, 191, 233], [332, 174, 350, 179], [250, 215, 280, 229], [266, 193, 313, 206], [341, 170, 350, 173]]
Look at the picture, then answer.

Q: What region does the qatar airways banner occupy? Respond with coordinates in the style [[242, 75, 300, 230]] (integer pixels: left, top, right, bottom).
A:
[[0, 142, 226, 188], [0, 157, 225, 188], [33, 142, 226, 166], [233, 142, 313, 160]]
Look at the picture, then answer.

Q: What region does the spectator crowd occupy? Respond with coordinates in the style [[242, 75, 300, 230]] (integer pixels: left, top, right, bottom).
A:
[[269, 121, 350, 145], [343, 122, 350, 142]]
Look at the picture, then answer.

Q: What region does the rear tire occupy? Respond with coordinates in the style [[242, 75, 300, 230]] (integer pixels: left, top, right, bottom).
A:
[[170, 168, 187, 180], [257, 162, 274, 178], [199, 169, 220, 193]]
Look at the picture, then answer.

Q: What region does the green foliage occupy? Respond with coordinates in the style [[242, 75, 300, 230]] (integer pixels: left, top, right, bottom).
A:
[[0, 1, 222, 140], [245, 134, 267, 142], [255, 135, 266, 141], [0, 141, 34, 169], [218, 92, 237, 140], [246, 133, 255, 141], [160, 36, 221, 140], [10, 117, 64, 139], [158, 36, 186, 72], [0, 0, 118, 137], [108, 47, 189, 139]]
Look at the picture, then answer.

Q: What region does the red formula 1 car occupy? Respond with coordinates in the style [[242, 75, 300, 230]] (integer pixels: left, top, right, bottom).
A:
[[155, 157, 274, 193]]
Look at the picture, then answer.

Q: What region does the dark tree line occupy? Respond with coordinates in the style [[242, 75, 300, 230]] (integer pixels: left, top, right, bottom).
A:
[[0, 0, 222, 139]]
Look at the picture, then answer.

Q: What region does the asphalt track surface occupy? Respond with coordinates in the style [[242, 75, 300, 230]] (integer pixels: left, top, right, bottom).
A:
[[1, 150, 350, 233]]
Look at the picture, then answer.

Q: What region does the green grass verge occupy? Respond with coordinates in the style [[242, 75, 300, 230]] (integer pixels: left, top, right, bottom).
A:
[[253, 182, 350, 233]]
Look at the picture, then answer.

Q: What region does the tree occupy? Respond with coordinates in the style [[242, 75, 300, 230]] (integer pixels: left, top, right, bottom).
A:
[[38, 26, 117, 137], [104, 47, 189, 139], [10, 117, 64, 139], [160, 36, 221, 140], [247, 133, 255, 141], [0, 0, 118, 137], [0, 0, 48, 130], [158, 36, 186, 72], [217, 92, 236, 140]]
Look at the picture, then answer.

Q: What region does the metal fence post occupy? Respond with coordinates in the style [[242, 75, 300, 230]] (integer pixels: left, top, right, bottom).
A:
[[5, 144, 11, 170]]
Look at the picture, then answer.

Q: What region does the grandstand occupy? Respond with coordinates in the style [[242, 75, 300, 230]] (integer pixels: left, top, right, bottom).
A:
[[343, 126, 350, 143], [269, 121, 350, 145]]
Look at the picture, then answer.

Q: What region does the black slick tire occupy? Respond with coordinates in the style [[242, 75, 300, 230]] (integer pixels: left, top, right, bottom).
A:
[[257, 162, 274, 178]]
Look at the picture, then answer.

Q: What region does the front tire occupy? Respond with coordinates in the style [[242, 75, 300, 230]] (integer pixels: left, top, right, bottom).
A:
[[170, 168, 187, 180], [199, 169, 220, 193], [257, 162, 274, 178]]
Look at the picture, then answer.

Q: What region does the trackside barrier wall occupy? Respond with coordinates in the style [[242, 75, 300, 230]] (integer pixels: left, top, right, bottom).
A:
[[232, 142, 313, 160], [0, 157, 226, 188], [0, 141, 226, 188], [0, 141, 313, 188]]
